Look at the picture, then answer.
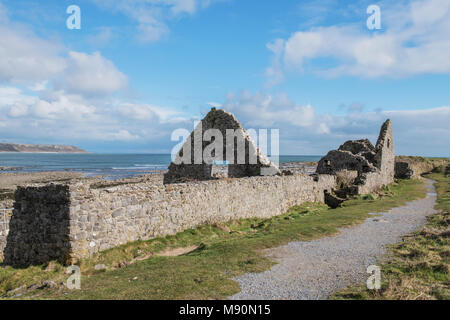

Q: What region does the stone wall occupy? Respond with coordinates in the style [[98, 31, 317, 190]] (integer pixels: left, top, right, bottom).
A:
[[395, 161, 415, 179], [0, 209, 11, 261], [356, 120, 395, 194], [316, 119, 395, 196], [2, 173, 336, 266], [164, 108, 280, 184], [355, 171, 392, 195], [3, 185, 72, 266], [395, 157, 448, 179]]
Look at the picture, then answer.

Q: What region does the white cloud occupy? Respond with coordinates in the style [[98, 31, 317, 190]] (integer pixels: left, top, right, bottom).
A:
[[58, 51, 128, 96], [0, 86, 36, 106], [136, 17, 170, 43], [1, 86, 448, 155], [31, 93, 96, 120], [118, 103, 184, 121], [8, 103, 28, 117], [87, 27, 114, 47], [221, 91, 450, 156], [105, 129, 141, 141], [268, 0, 450, 81], [265, 39, 285, 86], [28, 81, 48, 92], [0, 5, 190, 151], [0, 85, 191, 150], [0, 87, 96, 120], [207, 102, 222, 108], [223, 91, 325, 130], [0, 24, 66, 84], [171, 0, 197, 15], [0, 12, 127, 96], [91, 0, 219, 43], [118, 104, 158, 121]]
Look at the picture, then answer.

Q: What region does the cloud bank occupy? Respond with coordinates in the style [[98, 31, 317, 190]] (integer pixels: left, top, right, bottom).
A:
[[91, 0, 221, 43], [0, 4, 189, 151], [0, 0, 448, 156], [267, 0, 450, 81], [223, 92, 450, 157]]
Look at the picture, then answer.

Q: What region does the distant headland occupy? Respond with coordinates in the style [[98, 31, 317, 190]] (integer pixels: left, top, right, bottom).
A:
[[0, 143, 89, 153]]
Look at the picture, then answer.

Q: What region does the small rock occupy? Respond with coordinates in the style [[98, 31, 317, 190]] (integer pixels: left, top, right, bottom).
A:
[[94, 264, 107, 271], [41, 280, 57, 288], [28, 280, 57, 291], [6, 285, 26, 296]]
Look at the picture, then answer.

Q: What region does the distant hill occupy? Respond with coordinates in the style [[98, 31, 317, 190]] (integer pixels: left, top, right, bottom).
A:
[[0, 143, 89, 153]]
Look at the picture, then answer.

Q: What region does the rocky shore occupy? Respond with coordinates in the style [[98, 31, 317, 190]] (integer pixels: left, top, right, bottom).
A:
[[0, 167, 23, 171], [0, 171, 85, 209]]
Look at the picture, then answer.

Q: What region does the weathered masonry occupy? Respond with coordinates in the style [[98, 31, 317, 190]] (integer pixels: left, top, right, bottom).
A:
[[164, 108, 280, 184], [1, 110, 396, 266], [0, 208, 12, 260], [316, 119, 395, 202], [3, 174, 336, 266]]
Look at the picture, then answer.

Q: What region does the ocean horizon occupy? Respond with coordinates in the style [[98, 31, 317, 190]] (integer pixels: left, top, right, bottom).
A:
[[0, 153, 323, 179]]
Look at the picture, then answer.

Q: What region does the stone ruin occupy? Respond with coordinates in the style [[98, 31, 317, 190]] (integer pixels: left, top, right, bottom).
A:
[[164, 108, 281, 184], [316, 119, 395, 206], [0, 112, 398, 266], [395, 162, 415, 179]]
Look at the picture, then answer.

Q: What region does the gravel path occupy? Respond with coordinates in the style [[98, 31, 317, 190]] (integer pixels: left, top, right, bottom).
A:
[[230, 179, 437, 300]]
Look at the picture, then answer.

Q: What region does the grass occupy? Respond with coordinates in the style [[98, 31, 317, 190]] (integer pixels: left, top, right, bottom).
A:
[[331, 169, 450, 300], [0, 189, 14, 201], [0, 178, 427, 300]]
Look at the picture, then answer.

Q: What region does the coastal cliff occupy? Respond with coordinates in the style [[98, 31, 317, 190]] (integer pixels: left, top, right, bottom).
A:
[[0, 143, 88, 153]]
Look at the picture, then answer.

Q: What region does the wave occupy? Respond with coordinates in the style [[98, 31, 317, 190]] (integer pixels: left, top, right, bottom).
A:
[[112, 166, 168, 170], [133, 164, 167, 167]]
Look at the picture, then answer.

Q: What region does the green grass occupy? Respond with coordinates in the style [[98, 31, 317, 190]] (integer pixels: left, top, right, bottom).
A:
[[331, 170, 450, 300], [1, 178, 427, 300], [0, 189, 14, 201]]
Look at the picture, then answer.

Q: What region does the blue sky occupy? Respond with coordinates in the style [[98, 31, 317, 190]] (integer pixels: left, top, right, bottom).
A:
[[0, 0, 449, 156]]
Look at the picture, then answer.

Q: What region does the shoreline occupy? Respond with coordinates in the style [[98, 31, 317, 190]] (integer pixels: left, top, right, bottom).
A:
[[0, 152, 90, 154], [0, 161, 317, 186], [0, 161, 317, 210]]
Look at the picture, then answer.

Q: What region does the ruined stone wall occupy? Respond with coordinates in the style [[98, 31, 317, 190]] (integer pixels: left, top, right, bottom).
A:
[[395, 157, 448, 179], [356, 120, 395, 194], [3, 185, 72, 266], [355, 171, 392, 195], [164, 108, 280, 184], [2, 174, 336, 266], [0, 210, 11, 261], [374, 120, 395, 181], [395, 162, 415, 179], [316, 119, 395, 196]]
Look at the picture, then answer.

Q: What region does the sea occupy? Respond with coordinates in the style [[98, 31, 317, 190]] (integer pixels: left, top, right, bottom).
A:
[[0, 153, 322, 180]]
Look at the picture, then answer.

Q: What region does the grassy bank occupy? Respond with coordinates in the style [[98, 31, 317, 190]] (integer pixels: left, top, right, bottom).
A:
[[396, 156, 449, 177], [332, 170, 450, 300], [1, 178, 427, 300]]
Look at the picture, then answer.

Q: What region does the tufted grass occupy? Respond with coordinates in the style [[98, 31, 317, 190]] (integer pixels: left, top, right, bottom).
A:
[[331, 169, 450, 300], [1, 178, 427, 300]]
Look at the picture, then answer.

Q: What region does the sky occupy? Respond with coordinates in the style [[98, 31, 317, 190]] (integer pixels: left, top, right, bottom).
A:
[[0, 0, 449, 156]]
